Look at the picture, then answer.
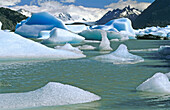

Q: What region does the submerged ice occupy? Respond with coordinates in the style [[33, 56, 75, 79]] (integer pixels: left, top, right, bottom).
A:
[[136, 72, 170, 94], [0, 30, 85, 60], [0, 82, 101, 109], [94, 44, 144, 64]]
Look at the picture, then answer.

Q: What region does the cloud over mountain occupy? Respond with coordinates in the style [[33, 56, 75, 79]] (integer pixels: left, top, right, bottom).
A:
[[105, 0, 151, 11]]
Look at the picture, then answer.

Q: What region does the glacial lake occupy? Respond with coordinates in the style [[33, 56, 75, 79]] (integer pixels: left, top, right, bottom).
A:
[[0, 40, 170, 110]]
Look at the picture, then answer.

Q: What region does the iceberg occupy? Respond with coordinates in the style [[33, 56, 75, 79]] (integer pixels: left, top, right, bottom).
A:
[[55, 43, 83, 54], [0, 82, 101, 109], [136, 72, 170, 94], [94, 44, 144, 64], [15, 12, 67, 38], [98, 30, 113, 51], [0, 30, 85, 60], [79, 29, 124, 41], [42, 28, 85, 44], [90, 18, 136, 38]]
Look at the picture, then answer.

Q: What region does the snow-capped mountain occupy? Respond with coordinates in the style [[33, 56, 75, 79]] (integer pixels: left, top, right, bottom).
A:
[[96, 6, 141, 25], [17, 8, 32, 17]]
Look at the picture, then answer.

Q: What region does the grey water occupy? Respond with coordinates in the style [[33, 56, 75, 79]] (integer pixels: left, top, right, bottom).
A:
[[0, 40, 170, 110]]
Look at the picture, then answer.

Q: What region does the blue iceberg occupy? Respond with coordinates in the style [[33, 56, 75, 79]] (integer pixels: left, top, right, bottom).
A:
[[90, 18, 136, 38], [15, 12, 67, 38]]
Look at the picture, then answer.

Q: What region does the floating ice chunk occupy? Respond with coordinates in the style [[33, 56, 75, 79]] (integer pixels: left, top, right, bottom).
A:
[[15, 12, 67, 38], [0, 82, 101, 109], [67, 25, 89, 33], [158, 45, 170, 55], [79, 29, 124, 41], [98, 30, 112, 51], [94, 44, 144, 64], [136, 73, 170, 93], [42, 28, 85, 44], [77, 45, 96, 50], [55, 43, 83, 54], [0, 30, 85, 60]]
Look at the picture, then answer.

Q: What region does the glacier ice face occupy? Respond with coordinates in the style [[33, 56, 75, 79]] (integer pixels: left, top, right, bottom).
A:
[[67, 25, 89, 33], [42, 28, 85, 44], [94, 44, 144, 64], [0, 30, 85, 60], [0, 82, 101, 109], [55, 43, 83, 54], [98, 30, 112, 51], [79, 29, 124, 41], [15, 12, 67, 38], [135, 26, 170, 38], [136, 72, 170, 94], [90, 18, 136, 38]]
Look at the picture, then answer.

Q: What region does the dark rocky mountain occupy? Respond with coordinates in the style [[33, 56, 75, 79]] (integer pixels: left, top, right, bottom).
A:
[[133, 0, 170, 29], [96, 6, 141, 25], [0, 7, 27, 31]]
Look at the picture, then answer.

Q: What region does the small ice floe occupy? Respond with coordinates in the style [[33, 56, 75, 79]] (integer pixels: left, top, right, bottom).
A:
[[136, 72, 170, 94], [0, 82, 101, 109], [98, 30, 113, 51], [77, 45, 96, 50], [93, 44, 144, 64], [158, 45, 170, 59], [42, 28, 85, 44], [129, 48, 159, 52], [55, 43, 83, 54]]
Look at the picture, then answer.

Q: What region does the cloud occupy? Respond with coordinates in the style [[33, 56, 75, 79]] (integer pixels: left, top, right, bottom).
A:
[[60, 0, 75, 3], [105, 0, 151, 10], [0, 0, 21, 6]]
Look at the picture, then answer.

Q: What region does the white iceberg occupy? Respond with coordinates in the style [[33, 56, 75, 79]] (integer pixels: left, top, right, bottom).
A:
[[79, 29, 124, 41], [54, 43, 83, 54], [67, 25, 89, 33], [42, 28, 85, 44], [90, 18, 136, 38], [15, 12, 67, 38], [77, 45, 96, 50], [0, 82, 101, 109], [0, 30, 85, 60], [136, 72, 170, 94], [98, 30, 112, 51], [94, 44, 144, 64]]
